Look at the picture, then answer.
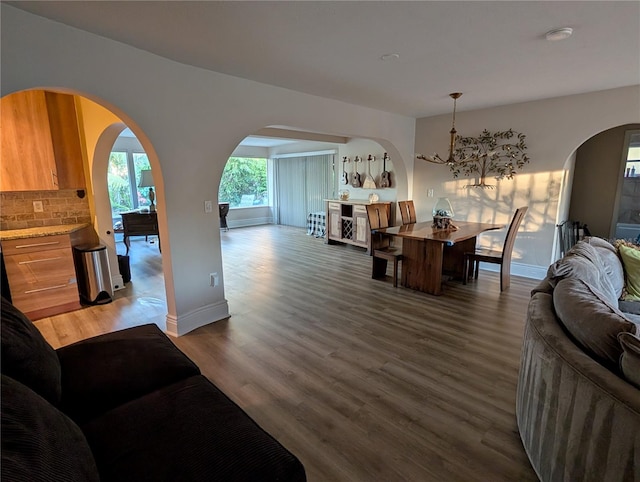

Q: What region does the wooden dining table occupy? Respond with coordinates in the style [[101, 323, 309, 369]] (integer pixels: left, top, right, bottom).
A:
[[377, 220, 504, 295]]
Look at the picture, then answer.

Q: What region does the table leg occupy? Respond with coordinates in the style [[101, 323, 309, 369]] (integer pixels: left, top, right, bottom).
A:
[[124, 235, 130, 255], [424, 240, 444, 295], [401, 238, 444, 295]]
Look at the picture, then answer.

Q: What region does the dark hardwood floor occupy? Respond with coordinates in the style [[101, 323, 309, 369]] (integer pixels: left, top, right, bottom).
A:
[[35, 225, 538, 481]]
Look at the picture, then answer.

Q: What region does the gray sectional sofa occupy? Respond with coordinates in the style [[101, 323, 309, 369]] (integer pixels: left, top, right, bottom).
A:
[[516, 237, 640, 481]]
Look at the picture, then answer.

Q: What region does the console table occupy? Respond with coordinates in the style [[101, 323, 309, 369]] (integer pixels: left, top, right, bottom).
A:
[[120, 211, 160, 255], [325, 199, 391, 254]]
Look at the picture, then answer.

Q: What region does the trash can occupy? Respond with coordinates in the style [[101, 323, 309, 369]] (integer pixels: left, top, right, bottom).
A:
[[118, 254, 131, 283], [73, 244, 113, 305]]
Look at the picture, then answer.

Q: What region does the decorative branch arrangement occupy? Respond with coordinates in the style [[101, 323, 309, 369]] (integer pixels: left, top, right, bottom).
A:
[[450, 129, 529, 188], [418, 129, 529, 188]]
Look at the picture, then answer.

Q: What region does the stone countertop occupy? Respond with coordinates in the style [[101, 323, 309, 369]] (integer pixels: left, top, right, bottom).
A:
[[0, 223, 91, 241]]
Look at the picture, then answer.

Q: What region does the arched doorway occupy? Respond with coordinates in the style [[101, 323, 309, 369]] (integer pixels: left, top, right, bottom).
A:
[[217, 130, 408, 304], [0, 88, 172, 324], [568, 123, 640, 239]]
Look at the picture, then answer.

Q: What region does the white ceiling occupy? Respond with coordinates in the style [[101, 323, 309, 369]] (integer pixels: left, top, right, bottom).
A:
[[8, 1, 640, 119]]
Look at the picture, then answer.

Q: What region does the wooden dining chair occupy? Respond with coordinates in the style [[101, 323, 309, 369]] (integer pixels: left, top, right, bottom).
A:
[[398, 200, 417, 225], [366, 204, 403, 287], [463, 206, 528, 291]]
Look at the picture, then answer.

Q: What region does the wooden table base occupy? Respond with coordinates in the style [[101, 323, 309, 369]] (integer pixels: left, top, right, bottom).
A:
[[401, 237, 477, 295]]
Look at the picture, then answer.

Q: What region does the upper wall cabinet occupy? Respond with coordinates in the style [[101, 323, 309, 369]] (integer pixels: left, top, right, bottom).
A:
[[1, 91, 86, 192]]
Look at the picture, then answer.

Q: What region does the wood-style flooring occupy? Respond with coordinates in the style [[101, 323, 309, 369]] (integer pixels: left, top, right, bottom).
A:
[[35, 225, 538, 481]]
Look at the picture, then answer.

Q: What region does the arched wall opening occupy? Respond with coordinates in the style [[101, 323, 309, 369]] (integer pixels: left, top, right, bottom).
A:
[[216, 128, 410, 311], [71, 93, 176, 316], [0, 87, 175, 322], [215, 126, 410, 228], [566, 123, 640, 240]]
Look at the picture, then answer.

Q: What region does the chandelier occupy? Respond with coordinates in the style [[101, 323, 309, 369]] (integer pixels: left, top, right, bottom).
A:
[[416, 93, 530, 188], [417, 92, 462, 164]]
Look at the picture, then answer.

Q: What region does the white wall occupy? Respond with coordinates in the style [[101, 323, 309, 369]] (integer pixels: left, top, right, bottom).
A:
[[415, 86, 640, 278], [1, 5, 416, 335]]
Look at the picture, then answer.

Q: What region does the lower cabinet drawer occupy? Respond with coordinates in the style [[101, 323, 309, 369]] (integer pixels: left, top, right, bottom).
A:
[[353, 205, 367, 214], [4, 246, 80, 319], [11, 282, 79, 316], [1, 234, 71, 256], [4, 248, 76, 285]]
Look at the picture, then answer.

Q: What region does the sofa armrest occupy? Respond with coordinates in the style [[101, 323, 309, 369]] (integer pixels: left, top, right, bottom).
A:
[[57, 324, 200, 423], [517, 293, 640, 482]]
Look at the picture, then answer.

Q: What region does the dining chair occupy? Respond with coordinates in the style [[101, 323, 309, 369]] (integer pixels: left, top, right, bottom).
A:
[[398, 200, 417, 225], [463, 206, 528, 291], [556, 219, 590, 257], [366, 204, 403, 287]]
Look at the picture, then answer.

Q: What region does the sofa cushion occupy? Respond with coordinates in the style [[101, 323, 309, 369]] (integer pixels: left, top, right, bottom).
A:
[[619, 243, 640, 301], [586, 237, 625, 298], [57, 323, 201, 423], [553, 278, 636, 369], [1, 374, 99, 482], [82, 375, 306, 482], [547, 241, 618, 305], [0, 296, 61, 405], [618, 332, 640, 388], [619, 299, 640, 315]]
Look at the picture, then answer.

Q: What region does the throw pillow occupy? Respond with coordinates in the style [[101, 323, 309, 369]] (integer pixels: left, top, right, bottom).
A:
[[586, 237, 625, 298], [618, 332, 640, 389], [547, 241, 618, 305], [553, 278, 636, 369], [619, 244, 640, 301], [0, 297, 61, 405], [1, 375, 100, 482]]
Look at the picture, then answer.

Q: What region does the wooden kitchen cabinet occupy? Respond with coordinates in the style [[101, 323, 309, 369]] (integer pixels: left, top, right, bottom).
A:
[[326, 199, 391, 253], [2, 226, 95, 320], [0, 90, 85, 191], [1, 90, 57, 191], [45, 92, 86, 189]]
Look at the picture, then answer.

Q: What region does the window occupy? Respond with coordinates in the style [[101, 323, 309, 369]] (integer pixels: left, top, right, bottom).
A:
[[107, 149, 151, 219], [218, 157, 269, 208], [624, 133, 640, 178], [614, 130, 640, 240]]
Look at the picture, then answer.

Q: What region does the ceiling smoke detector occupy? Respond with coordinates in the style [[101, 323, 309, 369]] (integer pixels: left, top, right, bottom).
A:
[[545, 27, 573, 42]]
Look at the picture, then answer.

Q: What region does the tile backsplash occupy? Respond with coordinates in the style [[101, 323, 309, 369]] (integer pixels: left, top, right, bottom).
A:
[[0, 190, 91, 231]]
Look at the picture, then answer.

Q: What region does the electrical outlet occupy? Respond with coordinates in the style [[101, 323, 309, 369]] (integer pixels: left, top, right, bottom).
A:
[[204, 200, 213, 213], [33, 201, 44, 212], [427, 189, 434, 198], [209, 272, 219, 287]]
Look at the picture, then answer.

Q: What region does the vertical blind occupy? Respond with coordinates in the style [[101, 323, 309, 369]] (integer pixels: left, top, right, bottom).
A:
[[274, 154, 333, 228]]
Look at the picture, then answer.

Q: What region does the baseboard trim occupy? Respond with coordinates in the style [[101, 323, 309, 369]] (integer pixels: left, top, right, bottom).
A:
[[111, 274, 125, 291], [227, 217, 273, 229], [479, 262, 547, 280], [165, 299, 230, 337]]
